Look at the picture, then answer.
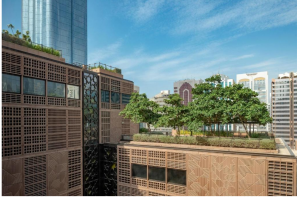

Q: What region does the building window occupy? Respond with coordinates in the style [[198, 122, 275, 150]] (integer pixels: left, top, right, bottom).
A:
[[47, 81, 65, 98], [111, 92, 120, 103], [2, 74, 20, 93], [23, 77, 45, 96], [229, 82, 232, 86], [132, 164, 147, 179], [67, 85, 80, 99], [167, 169, 186, 185], [101, 90, 110, 103], [122, 94, 131, 104], [149, 166, 165, 182]]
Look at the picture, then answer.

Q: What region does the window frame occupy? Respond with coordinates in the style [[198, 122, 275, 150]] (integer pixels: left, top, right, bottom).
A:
[[2, 73, 21, 94], [122, 93, 131, 104], [111, 91, 120, 104], [67, 84, 80, 100], [167, 168, 186, 186], [47, 81, 66, 98], [101, 90, 110, 103], [148, 166, 166, 182], [132, 164, 147, 179], [23, 76, 46, 96]]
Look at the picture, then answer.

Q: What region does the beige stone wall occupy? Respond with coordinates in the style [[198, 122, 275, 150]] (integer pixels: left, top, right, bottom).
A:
[[117, 144, 297, 196]]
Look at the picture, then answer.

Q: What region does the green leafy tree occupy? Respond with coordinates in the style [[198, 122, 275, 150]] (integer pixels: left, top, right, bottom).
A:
[[156, 94, 189, 135], [7, 24, 14, 34], [119, 93, 160, 132], [224, 84, 272, 139], [189, 74, 226, 136]]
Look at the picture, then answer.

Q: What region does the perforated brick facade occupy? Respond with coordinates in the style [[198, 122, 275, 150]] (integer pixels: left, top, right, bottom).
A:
[[92, 69, 139, 143], [117, 143, 297, 196], [2, 43, 83, 196]]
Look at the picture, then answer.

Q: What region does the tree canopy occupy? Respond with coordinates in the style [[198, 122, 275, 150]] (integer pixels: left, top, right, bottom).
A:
[[119, 75, 272, 139], [119, 92, 160, 132], [156, 94, 189, 135]]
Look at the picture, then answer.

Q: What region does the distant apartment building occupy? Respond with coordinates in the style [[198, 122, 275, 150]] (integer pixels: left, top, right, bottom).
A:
[[149, 90, 173, 134], [134, 85, 140, 93], [236, 71, 269, 132], [2, 39, 138, 196], [271, 72, 297, 148], [173, 79, 203, 105], [22, 0, 87, 65], [236, 71, 269, 103]]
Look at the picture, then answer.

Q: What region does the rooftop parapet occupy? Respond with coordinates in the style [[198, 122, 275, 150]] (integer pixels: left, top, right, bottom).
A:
[[85, 62, 123, 78]]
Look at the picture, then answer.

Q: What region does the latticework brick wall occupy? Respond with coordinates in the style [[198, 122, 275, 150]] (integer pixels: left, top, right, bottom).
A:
[[117, 145, 297, 196], [2, 48, 83, 196]]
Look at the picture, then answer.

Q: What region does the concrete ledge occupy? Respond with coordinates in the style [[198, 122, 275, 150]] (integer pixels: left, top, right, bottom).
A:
[[129, 141, 279, 154]]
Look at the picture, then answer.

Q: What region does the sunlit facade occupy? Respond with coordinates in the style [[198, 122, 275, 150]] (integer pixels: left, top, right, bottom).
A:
[[236, 71, 269, 132], [22, 0, 87, 65]]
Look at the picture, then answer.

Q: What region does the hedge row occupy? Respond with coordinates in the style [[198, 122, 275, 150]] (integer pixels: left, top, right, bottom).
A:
[[133, 134, 276, 150]]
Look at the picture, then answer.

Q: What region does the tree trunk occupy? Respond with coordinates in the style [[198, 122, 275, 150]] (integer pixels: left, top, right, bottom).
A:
[[147, 123, 151, 133], [241, 121, 250, 139], [249, 122, 251, 137], [177, 126, 180, 136]]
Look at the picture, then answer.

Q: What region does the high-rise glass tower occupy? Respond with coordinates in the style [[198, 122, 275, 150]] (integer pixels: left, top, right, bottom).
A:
[[22, 0, 87, 65]]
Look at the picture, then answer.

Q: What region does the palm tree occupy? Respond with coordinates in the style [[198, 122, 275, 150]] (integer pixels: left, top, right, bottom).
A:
[[2, 30, 9, 34], [7, 24, 14, 34], [15, 30, 21, 38]]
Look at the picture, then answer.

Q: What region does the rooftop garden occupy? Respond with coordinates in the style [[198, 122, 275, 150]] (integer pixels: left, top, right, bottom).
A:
[[120, 74, 274, 150], [3, 24, 61, 57], [88, 63, 122, 74], [133, 134, 276, 150]]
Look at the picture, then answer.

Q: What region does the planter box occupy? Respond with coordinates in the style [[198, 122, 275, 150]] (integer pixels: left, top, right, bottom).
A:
[[129, 141, 278, 154]]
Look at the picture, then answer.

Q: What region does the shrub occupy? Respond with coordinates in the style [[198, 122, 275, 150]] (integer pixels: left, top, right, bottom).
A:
[[139, 128, 148, 133], [251, 133, 259, 138], [150, 131, 164, 135], [195, 136, 209, 145], [132, 134, 276, 150], [260, 139, 276, 150], [218, 138, 232, 147]]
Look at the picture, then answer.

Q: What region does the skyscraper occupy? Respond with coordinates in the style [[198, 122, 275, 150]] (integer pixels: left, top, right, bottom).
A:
[[271, 72, 297, 148], [22, 0, 87, 65]]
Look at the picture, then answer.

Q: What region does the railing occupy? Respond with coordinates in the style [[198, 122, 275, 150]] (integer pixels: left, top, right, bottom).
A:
[[121, 135, 133, 141], [2, 33, 62, 57], [87, 62, 122, 74]]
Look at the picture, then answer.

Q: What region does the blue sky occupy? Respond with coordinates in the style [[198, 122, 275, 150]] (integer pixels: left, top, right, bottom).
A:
[[2, 0, 297, 98]]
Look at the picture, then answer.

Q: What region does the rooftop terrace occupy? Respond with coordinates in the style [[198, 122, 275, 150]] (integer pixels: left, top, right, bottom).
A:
[[131, 134, 296, 157], [2, 33, 62, 57]]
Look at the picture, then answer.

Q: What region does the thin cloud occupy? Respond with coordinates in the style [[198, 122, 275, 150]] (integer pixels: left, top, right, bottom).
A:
[[88, 41, 122, 64], [241, 60, 278, 69], [123, 0, 165, 23], [231, 54, 254, 61], [172, 0, 296, 35]]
